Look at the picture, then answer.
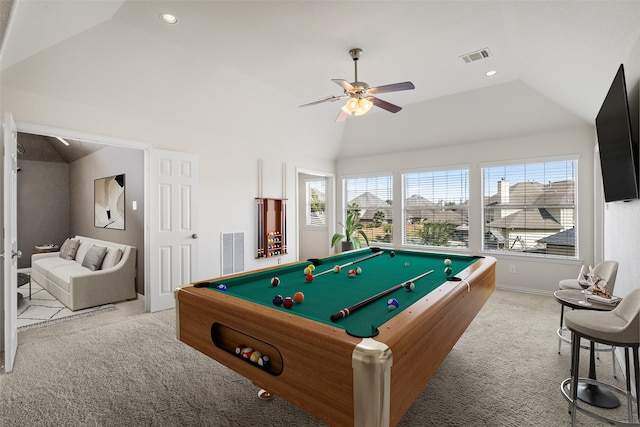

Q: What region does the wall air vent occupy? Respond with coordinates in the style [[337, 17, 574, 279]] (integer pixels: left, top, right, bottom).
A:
[[460, 48, 491, 63], [222, 232, 245, 275]]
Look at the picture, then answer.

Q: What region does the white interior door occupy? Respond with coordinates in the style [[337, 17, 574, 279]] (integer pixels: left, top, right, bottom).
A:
[[146, 149, 199, 312], [2, 112, 19, 373]]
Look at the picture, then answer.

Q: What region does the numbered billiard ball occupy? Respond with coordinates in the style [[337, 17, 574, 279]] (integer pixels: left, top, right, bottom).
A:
[[305, 274, 314, 282], [283, 297, 294, 309], [307, 264, 315, 272], [271, 277, 280, 287], [444, 266, 453, 275], [217, 284, 227, 291], [444, 258, 452, 266], [272, 295, 284, 306], [304, 267, 311, 275], [356, 267, 362, 275], [250, 351, 262, 364], [404, 281, 415, 291], [348, 269, 357, 278], [240, 347, 254, 359], [293, 291, 305, 303], [258, 355, 271, 369], [387, 298, 399, 311], [390, 251, 396, 258], [235, 344, 246, 355], [333, 265, 341, 273]]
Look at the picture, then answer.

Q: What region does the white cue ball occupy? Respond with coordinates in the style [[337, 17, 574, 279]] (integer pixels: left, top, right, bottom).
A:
[[444, 258, 452, 266]]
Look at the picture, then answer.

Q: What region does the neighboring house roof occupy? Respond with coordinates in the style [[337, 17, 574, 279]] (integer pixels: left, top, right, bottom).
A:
[[486, 208, 562, 230], [486, 180, 575, 206], [537, 227, 575, 246]]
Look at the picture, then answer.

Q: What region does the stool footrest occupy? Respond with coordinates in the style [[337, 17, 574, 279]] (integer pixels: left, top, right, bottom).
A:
[[561, 378, 638, 426]]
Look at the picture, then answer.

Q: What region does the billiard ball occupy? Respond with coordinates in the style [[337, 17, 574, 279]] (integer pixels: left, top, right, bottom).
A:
[[235, 344, 246, 355], [444, 258, 452, 266], [333, 265, 341, 273], [404, 262, 409, 267], [356, 266, 362, 275], [390, 251, 396, 258], [304, 267, 311, 275], [283, 297, 294, 309], [217, 284, 227, 291], [404, 281, 415, 291], [444, 266, 453, 275], [241, 347, 254, 359], [348, 269, 357, 278], [305, 273, 314, 282], [250, 350, 262, 363], [387, 298, 399, 310], [272, 295, 284, 306], [271, 277, 280, 287], [307, 264, 315, 272], [258, 355, 270, 369], [293, 291, 305, 303]]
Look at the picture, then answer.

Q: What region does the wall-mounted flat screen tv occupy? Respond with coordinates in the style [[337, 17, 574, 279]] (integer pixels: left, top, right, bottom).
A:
[[595, 64, 639, 202]]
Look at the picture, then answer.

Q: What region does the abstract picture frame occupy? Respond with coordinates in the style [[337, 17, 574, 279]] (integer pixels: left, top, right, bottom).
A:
[[94, 174, 125, 229]]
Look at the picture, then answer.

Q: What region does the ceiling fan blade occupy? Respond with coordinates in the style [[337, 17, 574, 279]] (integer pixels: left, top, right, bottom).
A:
[[336, 110, 349, 122], [370, 97, 402, 113], [332, 79, 356, 92], [299, 95, 345, 108], [369, 81, 415, 94]]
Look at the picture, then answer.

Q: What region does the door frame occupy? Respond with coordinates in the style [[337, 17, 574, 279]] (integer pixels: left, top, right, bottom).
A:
[[14, 121, 152, 308], [295, 167, 336, 261]]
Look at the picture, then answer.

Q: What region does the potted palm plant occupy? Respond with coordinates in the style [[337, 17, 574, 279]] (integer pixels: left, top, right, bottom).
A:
[[331, 210, 369, 252]]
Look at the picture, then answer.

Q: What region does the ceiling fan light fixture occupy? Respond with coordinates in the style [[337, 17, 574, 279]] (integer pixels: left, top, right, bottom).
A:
[[342, 98, 358, 115], [354, 97, 373, 116]]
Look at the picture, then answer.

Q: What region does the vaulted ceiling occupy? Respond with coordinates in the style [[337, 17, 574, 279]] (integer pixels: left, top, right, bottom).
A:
[[2, 1, 640, 157]]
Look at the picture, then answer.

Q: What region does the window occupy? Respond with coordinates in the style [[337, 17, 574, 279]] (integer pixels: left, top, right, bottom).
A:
[[403, 168, 469, 249], [343, 175, 393, 244], [305, 178, 326, 227], [482, 159, 577, 257]]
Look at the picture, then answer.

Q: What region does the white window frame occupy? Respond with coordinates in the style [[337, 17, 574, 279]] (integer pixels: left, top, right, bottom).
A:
[[401, 165, 470, 250], [480, 155, 579, 259], [342, 173, 394, 245], [305, 177, 327, 229]]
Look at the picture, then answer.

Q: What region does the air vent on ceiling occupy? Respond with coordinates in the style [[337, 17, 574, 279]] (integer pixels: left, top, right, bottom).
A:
[[460, 48, 491, 64]]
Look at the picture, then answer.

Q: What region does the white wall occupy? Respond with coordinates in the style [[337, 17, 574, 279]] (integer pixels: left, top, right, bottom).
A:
[[0, 19, 340, 282], [602, 38, 640, 299], [337, 126, 596, 294]]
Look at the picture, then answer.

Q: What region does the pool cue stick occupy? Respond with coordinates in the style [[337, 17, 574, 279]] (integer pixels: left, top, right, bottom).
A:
[[313, 250, 384, 278], [330, 269, 434, 322]]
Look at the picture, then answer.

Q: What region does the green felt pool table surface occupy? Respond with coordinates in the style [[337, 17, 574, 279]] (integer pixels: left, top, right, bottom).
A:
[[198, 248, 480, 337]]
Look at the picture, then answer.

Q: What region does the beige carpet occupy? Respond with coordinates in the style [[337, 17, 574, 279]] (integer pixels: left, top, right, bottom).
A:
[[0, 289, 633, 426], [17, 280, 116, 330]]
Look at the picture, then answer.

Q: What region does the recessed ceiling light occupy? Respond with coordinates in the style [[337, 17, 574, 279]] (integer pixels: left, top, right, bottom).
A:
[[160, 13, 178, 24], [485, 70, 497, 77]]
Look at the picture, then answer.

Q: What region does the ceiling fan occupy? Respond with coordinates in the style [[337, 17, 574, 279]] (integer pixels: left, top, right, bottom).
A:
[[300, 48, 415, 122]]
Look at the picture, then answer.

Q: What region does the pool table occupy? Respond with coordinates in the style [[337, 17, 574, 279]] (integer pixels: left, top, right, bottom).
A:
[[175, 248, 496, 427]]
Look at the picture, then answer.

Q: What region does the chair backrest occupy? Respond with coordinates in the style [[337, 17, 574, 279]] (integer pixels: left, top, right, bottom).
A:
[[612, 288, 640, 343], [594, 260, 618, 293]]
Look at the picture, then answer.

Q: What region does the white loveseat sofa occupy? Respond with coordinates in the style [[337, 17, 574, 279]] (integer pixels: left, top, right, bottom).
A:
[[31, 236, 137, 311]]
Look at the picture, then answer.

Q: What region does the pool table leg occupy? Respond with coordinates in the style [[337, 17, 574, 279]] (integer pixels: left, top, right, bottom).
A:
[[352, 338, 393, 427]]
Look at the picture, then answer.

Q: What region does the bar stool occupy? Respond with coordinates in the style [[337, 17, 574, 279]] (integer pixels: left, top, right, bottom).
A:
[[560, 288, 640, 426], [558, 261, 619, 375]]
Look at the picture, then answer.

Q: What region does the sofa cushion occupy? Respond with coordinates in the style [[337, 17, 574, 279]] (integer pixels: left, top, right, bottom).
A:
[[33, 257, 75, 277], [48, 264, 92, 292], [59, 238, 80, 260], [75, 240, 92, 263], [101, 248, 123, 270], [82, 245, 108, 271]]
